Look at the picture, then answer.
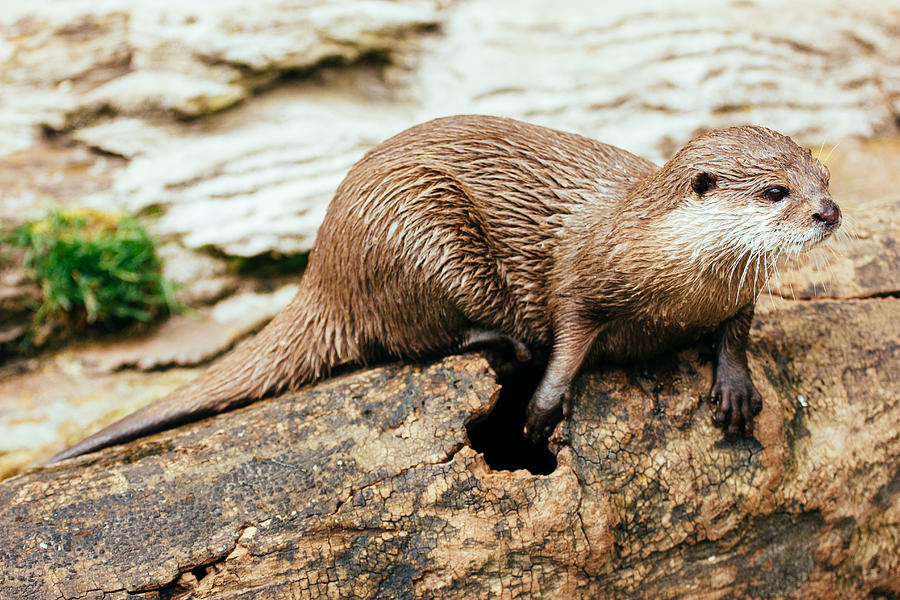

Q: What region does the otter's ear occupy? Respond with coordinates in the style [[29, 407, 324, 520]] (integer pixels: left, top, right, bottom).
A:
[[691, 172, 717, 197]]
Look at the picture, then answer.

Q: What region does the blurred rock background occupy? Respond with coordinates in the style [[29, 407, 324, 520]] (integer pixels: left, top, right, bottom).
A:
[[1, 0, 898, 476]]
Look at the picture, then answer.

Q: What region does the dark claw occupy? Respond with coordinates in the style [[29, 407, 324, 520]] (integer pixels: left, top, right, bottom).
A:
[[709, 377, 762, 440], [711, 393, 727, 426], [523, 410, 559, 442], [751, 396, 763, 416], [524, 396, 564, 443], [740, 395, 754, 435]]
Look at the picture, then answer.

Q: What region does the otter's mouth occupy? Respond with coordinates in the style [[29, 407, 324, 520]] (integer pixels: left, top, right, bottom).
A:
[[797, 224, 837, 252]]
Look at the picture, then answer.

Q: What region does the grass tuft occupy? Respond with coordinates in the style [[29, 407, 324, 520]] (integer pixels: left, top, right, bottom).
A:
[[4, 209, 180, 341]]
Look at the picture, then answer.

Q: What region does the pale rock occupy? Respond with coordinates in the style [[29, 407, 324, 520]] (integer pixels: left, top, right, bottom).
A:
[[0, 0, 450, 154], [77, 0, 900, 256], [71, 284, 299, 373], [72, 118, 184, 159], [156, 242, 238, 306], [90, 85, 418, 255], [80, 71, 248, 119]]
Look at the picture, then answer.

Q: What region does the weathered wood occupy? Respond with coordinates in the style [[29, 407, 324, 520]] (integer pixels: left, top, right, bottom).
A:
[[568, 297, 900, 598], [1, 298, 899, 599]]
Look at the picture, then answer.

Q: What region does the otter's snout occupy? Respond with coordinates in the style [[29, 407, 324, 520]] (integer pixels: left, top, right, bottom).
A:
[[813, 199, 841, 229]]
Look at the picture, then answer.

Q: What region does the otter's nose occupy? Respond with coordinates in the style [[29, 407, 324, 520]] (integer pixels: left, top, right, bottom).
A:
[[813, 201, 841, 228]]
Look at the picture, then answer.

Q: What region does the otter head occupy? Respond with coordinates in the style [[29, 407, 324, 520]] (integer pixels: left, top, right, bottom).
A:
[[659, 126, 841, 264]]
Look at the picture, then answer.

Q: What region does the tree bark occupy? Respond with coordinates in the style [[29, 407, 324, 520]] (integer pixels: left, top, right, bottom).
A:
[[1, 297, 898, 599]]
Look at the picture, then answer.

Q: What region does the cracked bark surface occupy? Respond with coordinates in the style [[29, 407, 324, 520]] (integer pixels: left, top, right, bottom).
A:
[[1, 296, 899, 599]]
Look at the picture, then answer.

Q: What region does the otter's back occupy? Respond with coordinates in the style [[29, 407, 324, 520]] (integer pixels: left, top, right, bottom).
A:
[[306, 116, 655, 352]]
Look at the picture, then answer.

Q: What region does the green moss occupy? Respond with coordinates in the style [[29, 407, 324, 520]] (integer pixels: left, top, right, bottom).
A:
[[5, 209, 181, 336]]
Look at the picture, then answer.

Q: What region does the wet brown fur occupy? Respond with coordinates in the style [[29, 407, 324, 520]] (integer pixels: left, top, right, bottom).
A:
[[50, 115, 839, 462]]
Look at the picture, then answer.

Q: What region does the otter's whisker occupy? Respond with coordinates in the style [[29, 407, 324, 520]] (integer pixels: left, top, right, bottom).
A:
[[728, 253, 745, 296], [810, 250, 832, 296], [822, 241, 845, 262], [808, 251, 820, 294], [834, 214, 858, 243], [757, 252, 771, 305], [823, 140, 842, 165], [759, 252, 771, 305], [833, 227, 852, 244], [818, 248, 838, 294], [755, 250, 766, 294], [762, 251, 778, 306], [736, 249, 756, 303], [774, 246, 796, 302]]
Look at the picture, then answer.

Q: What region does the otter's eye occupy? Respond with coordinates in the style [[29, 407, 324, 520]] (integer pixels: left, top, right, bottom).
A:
[[764, 186, 789, 202]]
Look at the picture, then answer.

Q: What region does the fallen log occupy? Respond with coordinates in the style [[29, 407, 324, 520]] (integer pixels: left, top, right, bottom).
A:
[[1, 297, 898, 599]]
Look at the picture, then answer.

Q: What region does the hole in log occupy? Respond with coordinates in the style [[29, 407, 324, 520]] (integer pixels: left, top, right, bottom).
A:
[[155, 564, 214, 599], [466, 360, 557, 475], [190, 565, 209, 583]]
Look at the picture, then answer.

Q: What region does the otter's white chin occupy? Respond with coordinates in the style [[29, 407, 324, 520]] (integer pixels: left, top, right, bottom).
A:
[[797, 227, 835, 252]]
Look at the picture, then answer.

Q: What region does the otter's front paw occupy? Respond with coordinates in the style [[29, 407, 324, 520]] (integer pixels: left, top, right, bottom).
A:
[[523, 388, 572, 442], [709, 375, 762, 440]]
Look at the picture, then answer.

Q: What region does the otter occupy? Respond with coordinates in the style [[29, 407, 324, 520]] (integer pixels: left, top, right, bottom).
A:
[[49, 115, 840, 463]]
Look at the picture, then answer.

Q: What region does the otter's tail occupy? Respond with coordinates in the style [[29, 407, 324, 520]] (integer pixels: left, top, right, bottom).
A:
[[47, 288, 353, 464]]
